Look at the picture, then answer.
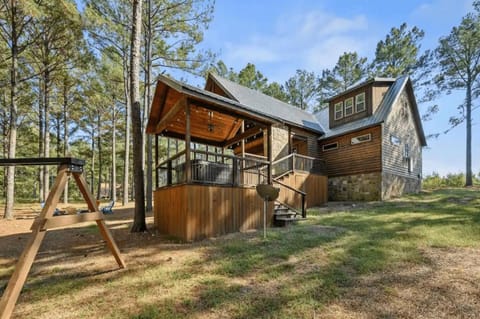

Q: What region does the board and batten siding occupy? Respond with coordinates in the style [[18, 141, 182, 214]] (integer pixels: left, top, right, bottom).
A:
[[318, 125, 382, 177], [154, 184, 273, 241]]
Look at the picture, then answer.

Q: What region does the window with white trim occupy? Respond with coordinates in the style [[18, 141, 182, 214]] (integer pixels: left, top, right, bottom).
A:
[[390, 134, 401, 145], [334, 102, 343, 120], [355, 92, 366, 113], [344, 97, 354, 116], [351, 133, 372, 145], [322, 142, 338, 151]]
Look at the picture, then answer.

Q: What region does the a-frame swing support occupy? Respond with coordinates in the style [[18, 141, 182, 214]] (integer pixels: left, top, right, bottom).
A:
[[0, 158, 126, 319]]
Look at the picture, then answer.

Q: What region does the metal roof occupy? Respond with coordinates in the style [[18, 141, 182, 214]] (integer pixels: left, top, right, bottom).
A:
[[315, 75, 426, 146], [324, 77, 396, 102], [209, 73, 325, 134]]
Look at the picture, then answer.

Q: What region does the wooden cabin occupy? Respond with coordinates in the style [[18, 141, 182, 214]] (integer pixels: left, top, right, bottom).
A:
[[315, 76, 427, 201], [146, 73, 426, 240], [146, 74, 328, 241]]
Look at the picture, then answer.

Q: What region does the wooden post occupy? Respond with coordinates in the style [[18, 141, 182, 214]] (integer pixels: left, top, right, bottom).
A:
[[288, 127, 292, 154], [185, 101, 191, 183], [72, 172, 125, 269], [0, 160, 125, 319], [155, 134, 159, 189], [267, 126, 272, 184], [240, 121, 245, 185], [0, 166, 69, 319]]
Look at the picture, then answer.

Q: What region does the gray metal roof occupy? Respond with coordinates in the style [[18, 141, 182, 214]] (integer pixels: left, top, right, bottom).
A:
[[209, 73, 325, 134], [316, 75, 425, 142], [325, 77, 396, 102]]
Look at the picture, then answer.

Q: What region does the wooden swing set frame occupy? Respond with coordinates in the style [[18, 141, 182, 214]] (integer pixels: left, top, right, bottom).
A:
[[0, 158, 125, 319]]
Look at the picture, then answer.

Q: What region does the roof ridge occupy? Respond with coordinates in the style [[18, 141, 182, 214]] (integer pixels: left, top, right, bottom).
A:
[[209, 73, 317, 118]]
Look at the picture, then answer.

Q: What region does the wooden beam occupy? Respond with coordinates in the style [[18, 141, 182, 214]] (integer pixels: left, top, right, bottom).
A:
[[162, 131, 224, 148], [155, 96, 186, 134], [267, 126, 272, 184], [41, 212, 104, 230], [72, 172, 126, 269], [223, 126, 264, 148], [185, 102, 191, 183], [0, 165, 69, 319], [225, 118, 243, 140]]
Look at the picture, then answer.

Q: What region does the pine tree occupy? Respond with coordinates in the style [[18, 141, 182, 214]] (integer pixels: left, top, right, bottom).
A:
[[435, 1, 480, 186]]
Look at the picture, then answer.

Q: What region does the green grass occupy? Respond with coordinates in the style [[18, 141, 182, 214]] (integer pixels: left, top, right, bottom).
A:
[[8, 187, 480, 318]]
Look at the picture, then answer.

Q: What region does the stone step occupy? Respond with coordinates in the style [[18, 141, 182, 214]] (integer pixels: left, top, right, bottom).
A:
[[273, 211, 297, 217]]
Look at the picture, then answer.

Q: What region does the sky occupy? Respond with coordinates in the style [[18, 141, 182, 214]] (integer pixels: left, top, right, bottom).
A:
[[185, 0, 477, 177]]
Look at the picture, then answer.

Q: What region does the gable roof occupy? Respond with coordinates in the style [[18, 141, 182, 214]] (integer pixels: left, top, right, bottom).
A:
[[316, 75, 427, 146], [324, 77, 396, 103], [208, 73, 324, 134]]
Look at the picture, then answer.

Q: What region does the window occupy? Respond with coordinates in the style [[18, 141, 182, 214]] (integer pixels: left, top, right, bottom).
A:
[[390, 134, 401, 145], [351, 133, 372, 145], [334, 102, 343, 120], [322, 142, 338, 151], [404, 143, 410, 158], [344, 97, 354, 116], [355, 93, 366, 113]]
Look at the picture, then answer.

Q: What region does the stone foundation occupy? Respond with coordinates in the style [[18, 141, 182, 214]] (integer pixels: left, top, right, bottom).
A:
[[382, 172, 421, 199], [328, 172, 382, 201]]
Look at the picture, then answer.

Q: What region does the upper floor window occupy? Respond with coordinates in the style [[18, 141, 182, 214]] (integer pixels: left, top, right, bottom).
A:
[[390, 134, 401, 146], [322, 142, 338, 151], [345, 97, 354, 117], [351, 133, 371, 145], [356, 93, 366, 113], [334, 102, 343, 120]]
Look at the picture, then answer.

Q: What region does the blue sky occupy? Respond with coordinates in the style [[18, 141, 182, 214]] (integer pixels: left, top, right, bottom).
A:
[[190, 0, 477, 176]]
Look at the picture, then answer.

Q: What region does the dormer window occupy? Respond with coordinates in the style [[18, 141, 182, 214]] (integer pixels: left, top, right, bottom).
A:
[[345, 98, 354, 116], [356, 93, 366, 113], [334, 102, 343, 120]]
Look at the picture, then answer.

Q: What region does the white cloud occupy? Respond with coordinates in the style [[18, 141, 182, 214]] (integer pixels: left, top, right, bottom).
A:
[[222, 9, 373, 76]]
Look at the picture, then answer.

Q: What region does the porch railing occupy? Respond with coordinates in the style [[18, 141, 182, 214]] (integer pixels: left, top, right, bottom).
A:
[[156, 150, 269, 188], [272, 153, 326, 177]]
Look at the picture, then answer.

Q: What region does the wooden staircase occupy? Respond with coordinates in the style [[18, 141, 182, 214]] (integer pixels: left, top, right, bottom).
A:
[[273, 202, 306, 226]]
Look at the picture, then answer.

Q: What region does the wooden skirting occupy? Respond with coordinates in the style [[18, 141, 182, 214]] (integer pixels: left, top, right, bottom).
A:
[[154, 184, 274, 241], [276, 172, 328, 209]]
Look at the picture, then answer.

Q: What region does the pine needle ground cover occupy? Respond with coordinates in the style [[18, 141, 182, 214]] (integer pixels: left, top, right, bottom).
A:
[[1, 188, 480, 318]]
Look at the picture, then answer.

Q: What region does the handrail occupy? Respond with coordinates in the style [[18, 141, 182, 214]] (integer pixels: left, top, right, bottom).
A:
[[293, 153, 316, 161], [272, 153, 294, 165], [157, 149, 186, 168], [244, 152, 267, 160], [272, 178, 306, 196], [193, 149, 270, 165]]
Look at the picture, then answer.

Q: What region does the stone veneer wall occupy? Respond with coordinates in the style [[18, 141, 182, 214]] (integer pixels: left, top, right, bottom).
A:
[[382, 172, 421, 200], [271, 125, 289, 161], [328, 172, 382, 201]]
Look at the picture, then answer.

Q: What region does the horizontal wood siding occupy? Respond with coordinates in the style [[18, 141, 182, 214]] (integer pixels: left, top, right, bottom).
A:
[[276, 172, 327, 208], [329, 85, 373, 129], [318, 126, 382, 177], [382, 90, 422, 179], [291, 127, 319, 158], [154, 185, 273, 241]]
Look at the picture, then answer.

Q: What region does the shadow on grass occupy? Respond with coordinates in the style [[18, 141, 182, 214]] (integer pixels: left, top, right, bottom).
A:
[[3, 188, 480, 318]]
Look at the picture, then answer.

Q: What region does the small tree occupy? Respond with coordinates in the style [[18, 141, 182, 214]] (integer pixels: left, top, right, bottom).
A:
[[434, 1, 480, 186]]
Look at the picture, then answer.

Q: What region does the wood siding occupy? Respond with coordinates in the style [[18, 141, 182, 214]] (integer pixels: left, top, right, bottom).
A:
[[318, 125, 382, 177], [154, 184, 273, 241], [329, 85, 372, 129], [382, 90, 422, 179], [372, 83, 390, 113], [276, 172, 327, 208]]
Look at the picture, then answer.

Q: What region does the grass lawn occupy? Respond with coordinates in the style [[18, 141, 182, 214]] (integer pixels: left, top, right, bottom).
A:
[[1, 188, 480, 318]]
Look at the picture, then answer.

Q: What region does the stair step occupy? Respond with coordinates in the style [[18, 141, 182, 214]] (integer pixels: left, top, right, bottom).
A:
[[274, 211, 297, 216], [274, 207, 290, 211], [275, 216, 303, 222]]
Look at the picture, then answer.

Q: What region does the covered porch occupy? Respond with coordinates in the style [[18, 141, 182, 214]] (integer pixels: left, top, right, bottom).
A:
[[146, 75, 278, 241]]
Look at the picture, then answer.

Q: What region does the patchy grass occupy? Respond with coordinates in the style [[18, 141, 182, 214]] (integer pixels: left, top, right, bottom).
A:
[[2, 188, 480, 318]]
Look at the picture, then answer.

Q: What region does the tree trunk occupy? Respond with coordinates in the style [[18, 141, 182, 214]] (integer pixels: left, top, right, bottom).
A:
[[91, 130, 95, 194], [4, 1, 18, 220], [38, 76, 44, 202], [465, 80, 472, 186], [63, 80, 69, 203], [97, 113, 103, 199], [43, 66, 50, 201], [112, 102, 117, 202], [122, 51, 131, 206], [144, 0, 153, 212], [130, 0, 146, 232]]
